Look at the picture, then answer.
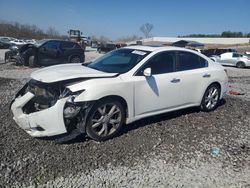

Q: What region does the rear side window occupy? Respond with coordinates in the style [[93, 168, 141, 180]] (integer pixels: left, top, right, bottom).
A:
[[232, 53, 241, 57], [60, 41, 75, 49], [177, 51, 208, 71]]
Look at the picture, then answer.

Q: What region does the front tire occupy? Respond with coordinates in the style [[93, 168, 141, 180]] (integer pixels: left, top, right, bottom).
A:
[[86, 99, 125, 141], [200, 84, 220, 112]]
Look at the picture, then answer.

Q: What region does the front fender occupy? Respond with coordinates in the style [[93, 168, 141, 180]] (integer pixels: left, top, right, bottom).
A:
[[69, 80, 134, 122]]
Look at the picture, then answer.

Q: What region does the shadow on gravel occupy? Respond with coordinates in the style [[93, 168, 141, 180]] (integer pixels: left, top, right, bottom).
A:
[[36, 132, 88, 144], [120, 99, 226, 137]]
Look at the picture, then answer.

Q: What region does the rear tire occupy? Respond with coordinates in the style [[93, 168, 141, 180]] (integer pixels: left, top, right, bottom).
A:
[[200, 84, 220, 112], [236, 61, 245, 68], [86, 99, 125, 141]]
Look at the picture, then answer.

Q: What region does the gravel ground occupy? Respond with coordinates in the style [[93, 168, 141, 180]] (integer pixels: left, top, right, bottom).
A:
[[0, 50, 250, 187]]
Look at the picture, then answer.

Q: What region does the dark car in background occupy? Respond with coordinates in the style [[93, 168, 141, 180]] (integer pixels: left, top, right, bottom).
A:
[[97, 43, 116, 53], [0, 37, 13, 49], [202, 48, 237, 57], [5, 39, 85, 67], [116, 43, 127, 48], [0, 41, 11, 49]]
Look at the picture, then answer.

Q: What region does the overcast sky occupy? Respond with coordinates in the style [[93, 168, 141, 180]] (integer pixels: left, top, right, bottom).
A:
[[0, 0, 249, 39]]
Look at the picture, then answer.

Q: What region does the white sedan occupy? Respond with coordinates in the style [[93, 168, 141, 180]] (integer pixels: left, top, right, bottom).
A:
[[10, 39, 26, 46], [11, 46, 228, 141], [211, 52, 250, 68]]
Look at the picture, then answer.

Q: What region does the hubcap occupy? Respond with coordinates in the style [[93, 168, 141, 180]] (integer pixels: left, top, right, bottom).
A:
[[205, 87, 219, 110], [91, 103, 122, 137]]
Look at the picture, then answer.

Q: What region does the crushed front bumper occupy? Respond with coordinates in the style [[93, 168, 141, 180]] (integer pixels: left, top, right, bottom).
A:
[[11, 92, 68, 137]]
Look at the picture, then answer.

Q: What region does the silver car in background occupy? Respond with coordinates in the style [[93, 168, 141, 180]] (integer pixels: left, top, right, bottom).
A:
[[211, 52, 250, 68]]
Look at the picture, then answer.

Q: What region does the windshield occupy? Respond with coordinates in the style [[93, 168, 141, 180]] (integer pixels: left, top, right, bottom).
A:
[[86, 48, 150, 73]]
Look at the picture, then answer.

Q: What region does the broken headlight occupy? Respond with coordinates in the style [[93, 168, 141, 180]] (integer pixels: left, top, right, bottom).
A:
[[62, 89, 85, 118]]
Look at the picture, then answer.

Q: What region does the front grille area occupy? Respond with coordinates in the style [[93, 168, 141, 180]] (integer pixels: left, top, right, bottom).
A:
[[22, 80, 62, 114]]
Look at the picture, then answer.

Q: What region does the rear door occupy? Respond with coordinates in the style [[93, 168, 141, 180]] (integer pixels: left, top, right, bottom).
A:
[[230, 53, 241, 66], [59, 41, 76, 63], [174, 51, 210, 105]]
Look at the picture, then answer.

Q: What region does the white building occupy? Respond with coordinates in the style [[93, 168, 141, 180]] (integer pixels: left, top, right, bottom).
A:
[[141, 37, 250, 45]]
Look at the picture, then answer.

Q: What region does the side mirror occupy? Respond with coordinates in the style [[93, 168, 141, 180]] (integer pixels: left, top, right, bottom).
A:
[[143, 68, 151, 77]]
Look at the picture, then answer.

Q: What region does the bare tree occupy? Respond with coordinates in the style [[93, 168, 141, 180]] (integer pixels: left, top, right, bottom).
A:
[[91, 35, 110, 43], [0, 20, 64, 39], [116, 34, 142, 43], [140, 23, 153, 38], [46, 27, 59, 38]]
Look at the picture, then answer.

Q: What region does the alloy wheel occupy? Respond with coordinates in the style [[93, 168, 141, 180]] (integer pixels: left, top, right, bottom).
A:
[[90, 103, 122, 137], [204, 87, 219, 110]]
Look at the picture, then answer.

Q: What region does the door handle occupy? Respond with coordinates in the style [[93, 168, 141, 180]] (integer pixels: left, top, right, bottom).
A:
[[203, 73, 211, 78], [171, 78, 180, 83]]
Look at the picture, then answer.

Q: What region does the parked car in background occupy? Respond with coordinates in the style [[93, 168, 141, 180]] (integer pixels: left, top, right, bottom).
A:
[[91, 41, 99, 48], [5, 39, 85, 67], [0, 40, 11, 49], [11, 46, 228, 142], [202, 48, 237, 57], [211, 52, 250, 68], [116, 43, 127, 48], [25, 39, 36, 44], [192, 48, 202, 53], [97, 43, 116, 53], [0, 37, 13, 49], [4, 45, 19, 63], [10, 39, 26, 46]]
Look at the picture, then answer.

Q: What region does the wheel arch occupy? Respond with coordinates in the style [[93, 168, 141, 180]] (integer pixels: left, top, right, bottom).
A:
[[95, 95, 129, 118], [236, 61, 246, 68], [200, 81, 222, 104]]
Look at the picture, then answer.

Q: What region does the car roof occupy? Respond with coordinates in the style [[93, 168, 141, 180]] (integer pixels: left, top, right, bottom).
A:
[[124, 45, 196, 53]]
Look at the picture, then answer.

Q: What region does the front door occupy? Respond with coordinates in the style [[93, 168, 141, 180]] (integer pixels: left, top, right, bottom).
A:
[[38, 40, 60, 66], [134, 51, 182, 116]]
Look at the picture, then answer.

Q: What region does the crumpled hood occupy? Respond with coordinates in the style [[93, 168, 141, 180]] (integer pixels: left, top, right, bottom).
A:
[[30, 63, 118, 83]]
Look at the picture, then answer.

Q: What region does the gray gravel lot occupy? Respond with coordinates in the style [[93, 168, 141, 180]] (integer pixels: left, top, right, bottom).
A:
[[0, 49, 250, 187]]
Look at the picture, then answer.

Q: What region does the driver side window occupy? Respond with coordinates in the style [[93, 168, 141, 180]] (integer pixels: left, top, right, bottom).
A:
[[138, 51, 176, 75]]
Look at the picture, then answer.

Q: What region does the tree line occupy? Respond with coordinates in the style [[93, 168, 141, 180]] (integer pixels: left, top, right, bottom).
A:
[[179, 31, 250, 38], [1, 20, 248, 43], [0, 20, 66, 39]]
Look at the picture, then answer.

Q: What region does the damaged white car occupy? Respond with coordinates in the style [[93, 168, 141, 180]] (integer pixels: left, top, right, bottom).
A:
[[11, 46, 228, 142]]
